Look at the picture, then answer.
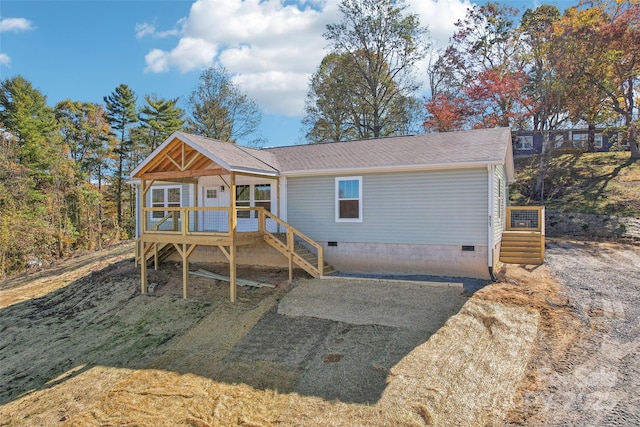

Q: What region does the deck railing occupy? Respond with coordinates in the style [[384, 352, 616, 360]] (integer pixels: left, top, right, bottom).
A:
[[260, 209, 324, 277], [141, 206, 324, 277], [506, 206, 545, 234]]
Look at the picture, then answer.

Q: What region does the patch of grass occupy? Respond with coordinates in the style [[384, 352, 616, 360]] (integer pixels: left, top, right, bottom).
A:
[[511, 152, 640, 216]]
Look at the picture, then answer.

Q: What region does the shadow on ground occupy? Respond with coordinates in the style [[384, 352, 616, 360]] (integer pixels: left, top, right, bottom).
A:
[[0, 260, 476, 406]]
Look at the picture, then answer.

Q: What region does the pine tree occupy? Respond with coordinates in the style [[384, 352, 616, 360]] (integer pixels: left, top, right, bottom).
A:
[[103, 84, 138, 232]]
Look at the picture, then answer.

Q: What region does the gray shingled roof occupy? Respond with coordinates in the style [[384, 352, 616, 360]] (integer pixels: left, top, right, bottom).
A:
[[180, 133, 279, 175], [265, 127, 512, 173], [134, 127, 512, 179]]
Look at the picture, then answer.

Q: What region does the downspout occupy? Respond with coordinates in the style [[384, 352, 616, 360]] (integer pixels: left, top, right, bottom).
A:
[[487, 164, 497, 282]]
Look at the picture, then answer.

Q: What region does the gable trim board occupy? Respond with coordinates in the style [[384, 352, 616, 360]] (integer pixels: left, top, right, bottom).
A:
[[130, 128, 514, 279]]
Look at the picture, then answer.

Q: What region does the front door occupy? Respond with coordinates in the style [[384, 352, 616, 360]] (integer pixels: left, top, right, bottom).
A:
[[202, 186, 229, 232]]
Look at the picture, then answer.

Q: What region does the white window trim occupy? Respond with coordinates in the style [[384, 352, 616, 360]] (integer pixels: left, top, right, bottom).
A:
[[572, 133, 588, 148], [516, 135, 533, 150], [235, 183, 273, 219], [150, 185, 182, 207], [150, 185, 182, 219], [594, 133, 603, 148], [497, 178, 503, 220], [335, 176, 363, 223]]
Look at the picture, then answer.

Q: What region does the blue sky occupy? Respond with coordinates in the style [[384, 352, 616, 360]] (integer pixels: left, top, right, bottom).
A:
[[1, 0, 576, 147]]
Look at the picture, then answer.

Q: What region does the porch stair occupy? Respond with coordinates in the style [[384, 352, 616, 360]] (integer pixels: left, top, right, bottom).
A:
[[136, 242, 176, 267], [264, 232, 337, 277], [499, 231, 544, 265]]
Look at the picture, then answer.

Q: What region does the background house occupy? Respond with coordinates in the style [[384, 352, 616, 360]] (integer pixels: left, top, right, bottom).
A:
[[513, 128, 630, 157]]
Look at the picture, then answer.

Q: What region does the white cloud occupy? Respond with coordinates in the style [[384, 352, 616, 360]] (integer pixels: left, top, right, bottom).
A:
[[233, 71, 310, 115], [143, 0, 335, 115], [135, 19, 184, 39], [135, 22, 156, 39], [408, 0, 473, 48], [143, 0, 472, 116], [0, 53, 10, 66], [0, 17, 36, 32], [145, 37, 217, 73]]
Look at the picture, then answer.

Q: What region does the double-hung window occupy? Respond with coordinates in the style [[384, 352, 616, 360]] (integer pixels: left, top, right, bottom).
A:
[[235, 183, 271, 218], [236, 185, 251, 218], [594, 133, 603, 149], [336, 177, 362, 222], [516, 135, 533, 150], [572, 133, 588, 148], [151, 186, 181, 219], [254, 184, 271, 213]]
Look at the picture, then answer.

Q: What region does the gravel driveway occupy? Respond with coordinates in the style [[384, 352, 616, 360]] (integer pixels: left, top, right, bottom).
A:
[[539, 241, 640, 425]]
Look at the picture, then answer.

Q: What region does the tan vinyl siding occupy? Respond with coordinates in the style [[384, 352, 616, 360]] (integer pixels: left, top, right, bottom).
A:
[[494, 165, 507, 243], [287, 168, 488, 246]]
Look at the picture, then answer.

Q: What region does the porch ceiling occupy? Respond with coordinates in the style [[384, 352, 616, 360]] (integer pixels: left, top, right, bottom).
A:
[[134, 136, 228, 180]]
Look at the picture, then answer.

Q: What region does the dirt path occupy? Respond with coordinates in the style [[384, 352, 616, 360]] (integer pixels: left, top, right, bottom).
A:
[[523, 241, 640, 425]]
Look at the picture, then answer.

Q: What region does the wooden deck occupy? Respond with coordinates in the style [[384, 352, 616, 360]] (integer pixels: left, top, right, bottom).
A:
[[136, 207, 329, 302]]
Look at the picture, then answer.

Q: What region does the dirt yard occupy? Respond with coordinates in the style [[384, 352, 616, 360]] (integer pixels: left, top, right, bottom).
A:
[[0, 240, 638, 425]]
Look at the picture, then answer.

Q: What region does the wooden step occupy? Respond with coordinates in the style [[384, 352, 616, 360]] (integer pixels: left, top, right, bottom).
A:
[[323, 267, 338, 276], [500, 251, 542, 258], [500, 231, 544, 265], [263, 232, 338, 278], [500, 256, 544, 265], [137, 242, 175, 267], [502, 238, 542, 244]]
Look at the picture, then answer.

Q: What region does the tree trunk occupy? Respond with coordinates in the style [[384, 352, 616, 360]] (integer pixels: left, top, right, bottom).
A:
[[116, 147, 123, 229], [629, 125, 639, 159], [534, 130, 551, 201], [587, 123, 595, 152]]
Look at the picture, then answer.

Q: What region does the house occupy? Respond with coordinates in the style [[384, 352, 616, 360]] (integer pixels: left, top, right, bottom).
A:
[[130, 127, 544, 301], [513, 128, 629, 156]]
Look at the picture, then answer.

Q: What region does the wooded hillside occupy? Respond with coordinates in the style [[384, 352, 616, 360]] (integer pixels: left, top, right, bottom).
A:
[[511, 152, 640, 217]]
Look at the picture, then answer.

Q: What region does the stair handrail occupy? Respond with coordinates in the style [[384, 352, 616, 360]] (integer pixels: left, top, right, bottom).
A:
[[143, 207, 181, 232], [259, 208, 324, 277]]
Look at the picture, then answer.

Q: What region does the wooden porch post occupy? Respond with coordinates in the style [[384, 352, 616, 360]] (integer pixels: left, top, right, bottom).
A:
[[153, 244, 158, 270], [140, 179, 147, 294], [229, 172, 237, 303], [182, 244, 189, 298], [287, 227, 293, 283]]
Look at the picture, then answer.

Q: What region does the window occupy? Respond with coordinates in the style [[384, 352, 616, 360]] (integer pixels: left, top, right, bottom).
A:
[[336, 177, 362, 222], [497, 178, 503, 220], [553, 133, 566, 148], [236, 185, 251, 218], [254, 184, 271, 213], [516, 135, 533, 150], [206, 189, 217, 199], [572, 133, 588, 148], [151, 186, 181, 219], [235, 183, 271, 218], [595, 133, 603, 149], [619, 132, 630, 147]]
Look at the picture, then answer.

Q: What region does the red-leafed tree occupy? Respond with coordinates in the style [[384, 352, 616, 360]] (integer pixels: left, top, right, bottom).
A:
[[424, 3, 532, 132], [465, 68, 531, 129], [423, 93, 468, 132]]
